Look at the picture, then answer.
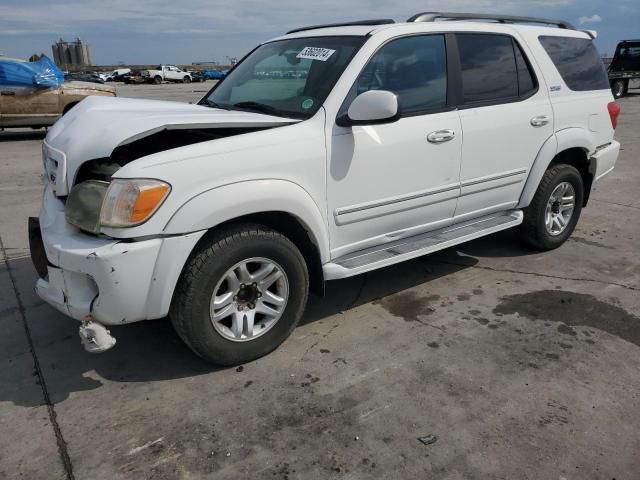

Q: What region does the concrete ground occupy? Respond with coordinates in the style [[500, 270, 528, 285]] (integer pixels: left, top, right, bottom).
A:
[[1, 83, 639, 480]]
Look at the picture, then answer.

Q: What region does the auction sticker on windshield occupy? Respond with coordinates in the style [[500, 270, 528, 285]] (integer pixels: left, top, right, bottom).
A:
[[297, 47, 336, 62]]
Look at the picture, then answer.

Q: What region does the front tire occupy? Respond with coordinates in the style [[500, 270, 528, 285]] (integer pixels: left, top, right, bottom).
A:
[[518, 164, 583, 251], [183, 76, 191, 83], [170, 224, 309, 365], [153, 75, 162, 85]]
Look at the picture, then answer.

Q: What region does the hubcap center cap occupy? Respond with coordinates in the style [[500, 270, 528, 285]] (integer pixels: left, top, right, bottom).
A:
[[236, 283, 258, 307]]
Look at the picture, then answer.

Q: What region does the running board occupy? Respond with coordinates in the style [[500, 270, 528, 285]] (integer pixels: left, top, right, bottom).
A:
[[323, 210, 523, 280]]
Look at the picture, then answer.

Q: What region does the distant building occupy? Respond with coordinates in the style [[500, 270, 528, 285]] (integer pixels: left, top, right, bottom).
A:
[[192, 61, 220, 67], [52, 38, 92, 67]]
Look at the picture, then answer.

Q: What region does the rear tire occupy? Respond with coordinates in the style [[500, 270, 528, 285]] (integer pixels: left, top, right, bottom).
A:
[[170, 224, 309, 365], [518, 164, 583, 251], [611, 79, 627, 99]]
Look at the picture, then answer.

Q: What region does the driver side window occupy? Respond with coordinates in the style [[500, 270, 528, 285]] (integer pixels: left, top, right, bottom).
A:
[[352, 34, 447, 115]]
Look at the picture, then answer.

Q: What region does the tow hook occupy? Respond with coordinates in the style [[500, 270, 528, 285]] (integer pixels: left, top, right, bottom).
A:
[[79, 315, 116, 353]]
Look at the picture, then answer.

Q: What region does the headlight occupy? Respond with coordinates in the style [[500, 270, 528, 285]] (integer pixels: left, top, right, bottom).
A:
[[100, 179, 171, 228], [65, 180, 109, 233], [65, 179, 170, 233]]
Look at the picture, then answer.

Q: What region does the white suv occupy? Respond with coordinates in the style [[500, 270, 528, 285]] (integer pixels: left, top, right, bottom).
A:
[[30, 13, 621, 365]]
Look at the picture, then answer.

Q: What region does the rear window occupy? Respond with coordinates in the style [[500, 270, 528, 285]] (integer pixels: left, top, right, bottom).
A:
[[539, 36, 609, 91]]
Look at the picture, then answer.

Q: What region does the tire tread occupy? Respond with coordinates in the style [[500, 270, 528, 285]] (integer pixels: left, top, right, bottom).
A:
[[519, 164, 582, 251], [170, 223, 308, 364]]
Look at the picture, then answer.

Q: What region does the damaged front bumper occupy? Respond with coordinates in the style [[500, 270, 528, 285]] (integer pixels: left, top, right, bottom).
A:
[[30, 185, 204, 326]]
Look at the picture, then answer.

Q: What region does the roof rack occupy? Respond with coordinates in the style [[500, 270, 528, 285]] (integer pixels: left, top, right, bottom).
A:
[[407, 12, 576, 30], [286, 19, 395, 35]]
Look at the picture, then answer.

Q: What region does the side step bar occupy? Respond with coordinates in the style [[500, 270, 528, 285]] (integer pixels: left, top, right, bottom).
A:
[[323, 210, 523, 280]]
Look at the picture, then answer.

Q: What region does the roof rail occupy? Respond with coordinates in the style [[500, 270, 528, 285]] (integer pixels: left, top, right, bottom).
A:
[[286, 19, 395, 35], [407, 12, 575, 30]]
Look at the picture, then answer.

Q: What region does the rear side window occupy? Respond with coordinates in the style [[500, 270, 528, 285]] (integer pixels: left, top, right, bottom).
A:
[[514, 43, 536, 97], [456, 34, 536, 105], [539, 36, 609, 91]]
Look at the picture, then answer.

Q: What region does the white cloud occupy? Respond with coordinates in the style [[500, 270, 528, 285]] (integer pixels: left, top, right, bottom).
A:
[[578, 14, 602, 24], [0, 0, 575, 36]]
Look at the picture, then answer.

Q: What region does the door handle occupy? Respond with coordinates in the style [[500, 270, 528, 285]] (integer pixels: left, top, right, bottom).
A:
[[530, 115, 550, 127], [427, 129, 455, 143]]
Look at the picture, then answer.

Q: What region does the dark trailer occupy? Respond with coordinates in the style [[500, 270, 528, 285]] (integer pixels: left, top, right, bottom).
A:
[[609, 39, 640, 98]]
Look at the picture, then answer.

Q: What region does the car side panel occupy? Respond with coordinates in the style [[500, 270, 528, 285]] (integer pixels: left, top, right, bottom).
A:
[[164, 179, 330, 263], [0, 87, 60, 126]]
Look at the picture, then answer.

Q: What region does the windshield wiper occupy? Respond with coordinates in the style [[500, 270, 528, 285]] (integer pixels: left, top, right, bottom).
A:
[[204, 99, 229, 109], [232, 101, 285, 117]]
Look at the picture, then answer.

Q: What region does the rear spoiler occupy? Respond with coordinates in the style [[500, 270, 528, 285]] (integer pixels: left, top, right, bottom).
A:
[[582, 29, 597, 39]]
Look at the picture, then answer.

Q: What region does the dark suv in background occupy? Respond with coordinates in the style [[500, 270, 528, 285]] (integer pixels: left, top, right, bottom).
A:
[[609, 39, 640, 98]]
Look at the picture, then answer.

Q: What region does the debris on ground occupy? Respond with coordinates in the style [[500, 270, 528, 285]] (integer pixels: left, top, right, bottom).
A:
[[417, 434, 437, 446]]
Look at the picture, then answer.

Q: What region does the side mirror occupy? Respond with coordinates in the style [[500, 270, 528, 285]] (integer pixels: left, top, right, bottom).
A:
[[337, 90, 399, 127]]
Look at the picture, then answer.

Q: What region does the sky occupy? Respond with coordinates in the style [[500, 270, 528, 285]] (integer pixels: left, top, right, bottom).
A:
[[0, 0, 638, 65]]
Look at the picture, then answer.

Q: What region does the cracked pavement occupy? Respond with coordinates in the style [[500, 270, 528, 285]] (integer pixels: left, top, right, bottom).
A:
[[1, 84, 639, 480]]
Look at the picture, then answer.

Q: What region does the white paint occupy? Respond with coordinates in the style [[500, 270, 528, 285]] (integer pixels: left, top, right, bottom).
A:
[[37, 20, 620, 331]]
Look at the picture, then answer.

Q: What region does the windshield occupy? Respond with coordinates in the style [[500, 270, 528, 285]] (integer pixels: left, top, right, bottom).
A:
[[203, 36, 365, 119]]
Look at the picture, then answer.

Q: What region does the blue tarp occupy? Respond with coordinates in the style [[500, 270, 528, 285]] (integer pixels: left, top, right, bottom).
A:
[[0, 55, 64, 88]]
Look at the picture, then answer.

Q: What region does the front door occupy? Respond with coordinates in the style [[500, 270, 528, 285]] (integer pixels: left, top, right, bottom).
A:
[[327, 34, 462, 258]]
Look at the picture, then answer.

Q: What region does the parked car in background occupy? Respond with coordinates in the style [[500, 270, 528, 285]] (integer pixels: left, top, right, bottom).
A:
[[1, 55, 116, 128], [104, 68, 131, 82], [65, 72, 105, 84], [609, 39, 640, 98], [0, 81, 116, 128], [202, 69, 228, 80], [188, 71, 206, 82], [141, 65, 192, 84], [1, 80, 115, 128], [122, 70, 146, 84]]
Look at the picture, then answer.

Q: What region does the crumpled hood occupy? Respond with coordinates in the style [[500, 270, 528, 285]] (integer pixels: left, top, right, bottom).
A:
[[43, 96, 298, 195]]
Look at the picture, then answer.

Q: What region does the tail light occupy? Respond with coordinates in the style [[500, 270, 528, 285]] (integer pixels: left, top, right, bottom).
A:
[[608, 102, 621, 129]]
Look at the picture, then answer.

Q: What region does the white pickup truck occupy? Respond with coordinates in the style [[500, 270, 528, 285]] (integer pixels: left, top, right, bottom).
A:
[[30, 14, 620, 365], [141, 65, 192, 84]]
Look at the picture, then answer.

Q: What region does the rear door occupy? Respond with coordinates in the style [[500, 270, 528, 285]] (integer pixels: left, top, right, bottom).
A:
[[453, 33, 553, 220]]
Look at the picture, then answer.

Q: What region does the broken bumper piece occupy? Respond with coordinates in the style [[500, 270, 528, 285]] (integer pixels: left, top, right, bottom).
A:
[[79, 317, 117, 353], [31, 187, 164, 325]]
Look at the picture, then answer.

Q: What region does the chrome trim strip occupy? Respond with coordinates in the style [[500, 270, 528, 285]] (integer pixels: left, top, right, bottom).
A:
[[335, 169, 527, 217], [461, 168, 528, 188], [335, 183, 460, 217], [459, 179, 523, 197]]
